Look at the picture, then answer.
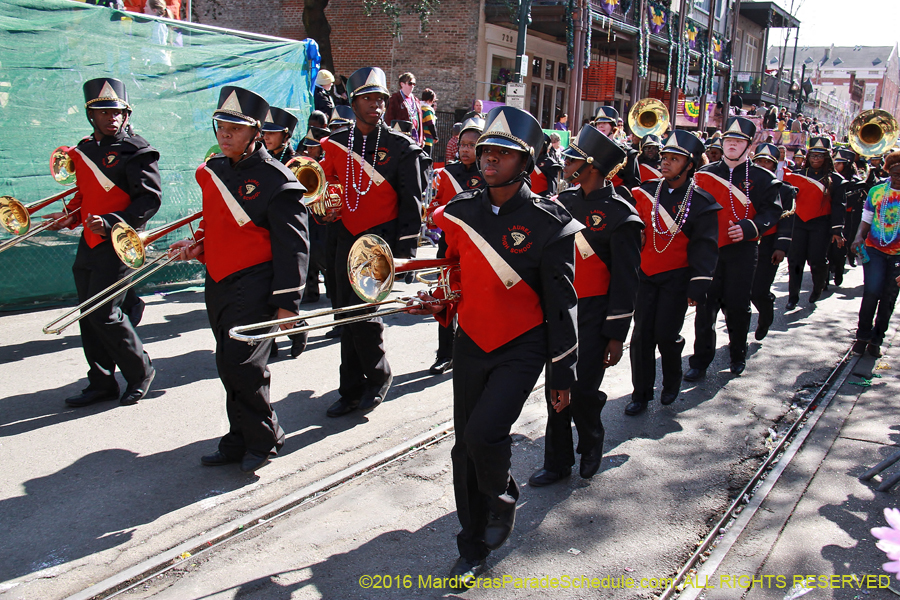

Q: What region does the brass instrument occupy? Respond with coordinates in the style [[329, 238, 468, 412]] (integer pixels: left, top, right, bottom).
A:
[[0, 146, 81, 254], [43, 212, 203, 335], [849, 109, 899, 157], [229, 234, 459, 344], [284, 156, 342, 222], [627, 98, 670, 139]]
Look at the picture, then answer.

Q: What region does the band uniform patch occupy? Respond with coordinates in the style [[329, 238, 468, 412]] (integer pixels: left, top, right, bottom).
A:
[[468, 177, 482, 189], [376, 148, 390, 165], [502, 225, 532, 254], [238, 179, 261, 201], [103, 152, 120, 168], [586, 210, 607, 231]]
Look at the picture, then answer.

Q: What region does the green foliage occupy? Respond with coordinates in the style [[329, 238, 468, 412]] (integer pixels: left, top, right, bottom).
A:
[[362, 0, 441, 37]]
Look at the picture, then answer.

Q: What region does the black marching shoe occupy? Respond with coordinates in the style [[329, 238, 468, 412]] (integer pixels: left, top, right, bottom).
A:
[[834, 269, 844, 286], [624, 400, 648, 416], [326, 396, 361, 417], [808, 289, 822, 304], [483, 505, 516, 551], [683, 367, 706, 382], [65, 386, 119, 407], [579, 447, 603, 479], [120, 367, 156, 406], [730, 361, 746, 375], [660, 388, 679, 405], [429, 356, 453, 375], [359, 373, 392, 411], [290, 324, 309, 358], [240, 451, 271, 473], [785, 299, 798, 311], [200, 451, 241, 467], [324, 325, 343, 339], [851, 339, 867, 355], [528, 467, 571, 487], [867, 343, 883, 358], [448, 556, 486, 591]]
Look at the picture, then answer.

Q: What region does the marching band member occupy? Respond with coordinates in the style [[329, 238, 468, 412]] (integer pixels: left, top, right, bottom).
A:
[[47, 77, 161, 408], [686, 117, 782, 380], [705, 137, 723, 164], [637, 134, 663, 182], [319, 66, 426, 417], [169, 86, 309, 473], [783, 136, 845, 308], [529, 124, 642, 484], [748, 143, 795, 341], [831, 148, 867, 278], [530, 133, 563, 197], [593, 106, 640, 203], [410, 106, 580, 589], [627, 131, 720, 415], [425, 116, 485, 375]]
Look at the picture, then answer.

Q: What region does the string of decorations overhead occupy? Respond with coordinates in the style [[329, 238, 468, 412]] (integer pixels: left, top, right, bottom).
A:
[[566, 0, 576, 70]]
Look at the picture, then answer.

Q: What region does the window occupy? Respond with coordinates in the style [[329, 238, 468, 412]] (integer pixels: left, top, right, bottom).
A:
[[743, 34, 759, 72], [545, 60, 555, 81], [625, 79, 632, 95], [489, 55, 515, 102], [532, 56, 542, 78], [558, 63, 567, 83], [693, 0, 711, 13], [555, 88, 566, 120], [530, 83, 540, 116], [616, 77, 624, 94], [542, 85, 553, 127]]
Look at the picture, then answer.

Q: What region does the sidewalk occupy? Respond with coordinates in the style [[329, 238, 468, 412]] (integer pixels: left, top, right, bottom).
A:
[[688, 323, 900, 600]]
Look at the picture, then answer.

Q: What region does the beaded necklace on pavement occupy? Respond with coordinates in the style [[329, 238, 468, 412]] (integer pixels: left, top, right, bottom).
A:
[[651, 178, 694, 253], [345, 124, 382, 212]]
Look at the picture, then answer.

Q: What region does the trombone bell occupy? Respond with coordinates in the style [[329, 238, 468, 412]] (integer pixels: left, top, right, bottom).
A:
[[112, 224, 147, 269], [627, 98, 670, 139], [849, 109, 899, 157], [348, 234, 396, 303], [51, 146, 77, 185], [0, 196, 31, 235]]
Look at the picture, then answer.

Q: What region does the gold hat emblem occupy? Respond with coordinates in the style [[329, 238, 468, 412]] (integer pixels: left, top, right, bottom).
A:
[[484, 111, 512, 137], [264, 110, 274, 124], [245, 183, 256, 195], [364, 70, 383, 88], [221, 91, 243, 114], [510, 231, 526, 246], [727, 120, 743, 134], [98, 81, 119, 100], [813, 139, 825, 149], [591, 214, 602, 226], [665, 134, 679, 147]]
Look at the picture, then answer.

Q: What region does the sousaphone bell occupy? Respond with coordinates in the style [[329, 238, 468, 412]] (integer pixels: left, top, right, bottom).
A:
[[849, 109, 899, 157], [627, 98, 670, 139]]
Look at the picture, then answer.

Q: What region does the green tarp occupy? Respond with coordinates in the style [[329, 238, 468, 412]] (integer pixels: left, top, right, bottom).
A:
[[0, 0, 315, 308]]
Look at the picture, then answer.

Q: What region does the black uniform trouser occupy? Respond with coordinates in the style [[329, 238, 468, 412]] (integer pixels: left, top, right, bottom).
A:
[[333, 222, 392, 399], [845, 206, 863, 266], [324, 221, 340, 305], [690, 241, 758, 369], [205, 263, 285, 458], [751, 235, 780, 322], [788, 216, 830, 300], [72, 236, 151, 390], [631, 269, 689, 402], [542, 295, 608, 472], [435, 233, 454, 359], [304, 219, 328, 301], [452, 326, 545, 561]]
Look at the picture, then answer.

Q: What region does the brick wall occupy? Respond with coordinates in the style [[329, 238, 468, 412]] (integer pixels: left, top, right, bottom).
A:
[[190, 0, 482, 113]]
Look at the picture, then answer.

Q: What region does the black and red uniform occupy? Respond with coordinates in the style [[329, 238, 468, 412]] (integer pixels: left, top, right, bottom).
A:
[[320, 120, 425, 403], [837, 170, 868, 270], [638, 157, 663, 182], [690, 161, 782, 370], [751, 183, 795, 329], [64, 130, 160, 395], [541, 184, 642, 471], [610, 146, 640, 203], [432, 184, 580, 563], [530, 152, 562, 197], [428, 161, 485, 362], [631, 179, 720, 401], [194, 143, 309, 458], [784, 168, 845, 301]]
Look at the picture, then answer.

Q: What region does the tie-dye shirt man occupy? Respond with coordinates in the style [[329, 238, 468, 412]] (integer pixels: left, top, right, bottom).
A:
[[862, 181, 900, 255]]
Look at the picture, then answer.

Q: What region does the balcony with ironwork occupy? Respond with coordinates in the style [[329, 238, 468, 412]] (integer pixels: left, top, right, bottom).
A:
[[732, 70, 793, 105]]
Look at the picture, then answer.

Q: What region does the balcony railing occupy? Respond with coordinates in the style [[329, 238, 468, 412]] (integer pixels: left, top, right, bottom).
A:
[[732, 71, 794, 101]]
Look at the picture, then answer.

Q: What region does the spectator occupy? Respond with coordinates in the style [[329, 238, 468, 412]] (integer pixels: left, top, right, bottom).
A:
[[730, 91, 744, 111], [554, 113, 568, 131], [308, 110, 328, 130], [473, 98, 484, 114], [548, 132, 562, 162], [314, 70, 336, 115], [421, 88, 438, 157], [386, 72, 423, 145], [789, 115, 803, 146], [756, 102, 768, 117], [445, 122, 462, 164]]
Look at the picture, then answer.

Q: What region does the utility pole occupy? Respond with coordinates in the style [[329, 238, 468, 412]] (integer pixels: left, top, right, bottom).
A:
[[698, 0, 719, 131], [514, 0, 533, 84], [723, 0, 742, 124], [669, 0, 689, 123], [567, 0, 590, 128]]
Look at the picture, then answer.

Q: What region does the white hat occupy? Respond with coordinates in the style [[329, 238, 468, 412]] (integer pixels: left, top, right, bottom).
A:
[[316, 70, 335, 87]]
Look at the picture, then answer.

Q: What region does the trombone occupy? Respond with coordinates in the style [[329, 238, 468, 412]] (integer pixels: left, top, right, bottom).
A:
[[229, 234, 459, 344], [848, 109, 898, 157], [627, 98, 670, 139], [43, 211, 203, 335], [0, 146, 80, 254]]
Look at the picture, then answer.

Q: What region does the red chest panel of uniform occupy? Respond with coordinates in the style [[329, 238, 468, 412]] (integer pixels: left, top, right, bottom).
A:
[[784, 172, 830, 222], [196, 165, 272, 283], [694, 171, 758, 248], [69, 147, 132, 248], [573, 233, 610, 298], [610, 172, 624, 188], [321, 138, 398, 235], [639, 162, 662, 182], [530, 166, 548, 195], [434, 206, 544, 353], [634, 186, 690, 275]]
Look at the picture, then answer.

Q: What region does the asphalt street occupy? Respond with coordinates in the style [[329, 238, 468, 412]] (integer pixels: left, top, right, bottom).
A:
[[0, 251, 879, 600]]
